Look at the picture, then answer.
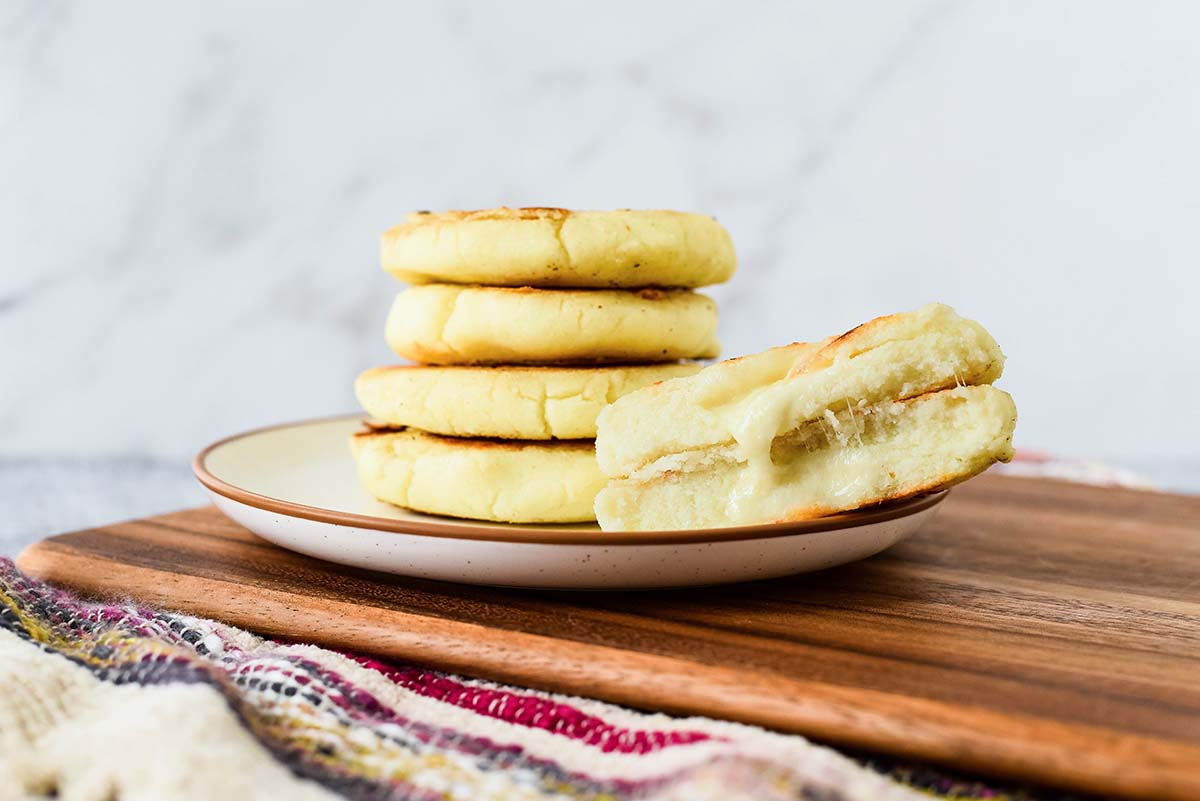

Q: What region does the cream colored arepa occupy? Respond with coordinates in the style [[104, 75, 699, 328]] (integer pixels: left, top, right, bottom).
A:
[[356, 363, 701, 440], [386, 284, 720, 365], [352, 428, 604, 523], [382, 208, 736, 288], [594, 385, 1016, 530], [596, 303, 1004, 477], [593, 303, 1016, 530]]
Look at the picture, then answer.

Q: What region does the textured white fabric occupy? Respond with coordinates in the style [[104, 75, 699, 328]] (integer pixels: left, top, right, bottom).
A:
[[0, 629, 335, 801]]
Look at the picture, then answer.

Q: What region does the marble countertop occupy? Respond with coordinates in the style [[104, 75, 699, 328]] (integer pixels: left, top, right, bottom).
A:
[[0, 460, 203, 559], [4, 3, 1200, 478]]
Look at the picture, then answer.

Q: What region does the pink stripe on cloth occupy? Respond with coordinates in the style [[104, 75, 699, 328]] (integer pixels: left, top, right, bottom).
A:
[[349, 654, 723, 754]]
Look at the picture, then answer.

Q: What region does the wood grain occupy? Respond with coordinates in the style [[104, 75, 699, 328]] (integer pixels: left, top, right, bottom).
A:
[[17, 475, 1200, 801]]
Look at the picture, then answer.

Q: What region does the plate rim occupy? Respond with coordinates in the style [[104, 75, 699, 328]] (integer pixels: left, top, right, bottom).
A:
[[193, 413, 949, 545]]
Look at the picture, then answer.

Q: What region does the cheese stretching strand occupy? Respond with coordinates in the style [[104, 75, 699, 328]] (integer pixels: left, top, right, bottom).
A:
[[593, 304, 1017, 531]]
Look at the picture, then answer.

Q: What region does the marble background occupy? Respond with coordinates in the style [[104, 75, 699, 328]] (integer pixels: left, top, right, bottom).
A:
[[2, 1, 1198, 549]]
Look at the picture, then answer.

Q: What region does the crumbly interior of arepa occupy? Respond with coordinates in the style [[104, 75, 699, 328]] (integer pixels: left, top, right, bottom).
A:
[[595, 303, 1004, 479], [595, 384, 1016, 530]]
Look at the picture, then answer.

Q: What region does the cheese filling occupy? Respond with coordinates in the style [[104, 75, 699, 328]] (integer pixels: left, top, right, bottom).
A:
[[629, 386, 982, 524]]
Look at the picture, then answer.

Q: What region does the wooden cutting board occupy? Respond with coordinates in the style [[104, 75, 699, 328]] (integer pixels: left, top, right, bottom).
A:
[[17, 475, 1200, 801]]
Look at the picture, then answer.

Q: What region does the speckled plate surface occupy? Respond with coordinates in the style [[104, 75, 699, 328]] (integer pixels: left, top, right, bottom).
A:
[[193, 415, 946, 589]]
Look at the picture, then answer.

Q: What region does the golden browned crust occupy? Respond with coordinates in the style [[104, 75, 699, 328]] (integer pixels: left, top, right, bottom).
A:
[[389, 207, 721, 235], [385, 284, 719, 365], [382, 209, 574, 251], [428, 285, 690, 301], [381, 208, 735, 290], [356, 362, 705, 441], [363, 362, 702, 375], [357, 420, 406, 434], [770, 475, 974, 523], [822, 314, 891, 351], [398, 207, 574, 228], [353, 424, 595, 452]]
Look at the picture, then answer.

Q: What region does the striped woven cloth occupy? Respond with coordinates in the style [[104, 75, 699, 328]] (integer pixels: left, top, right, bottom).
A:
[[0, 556, 1089, 801]]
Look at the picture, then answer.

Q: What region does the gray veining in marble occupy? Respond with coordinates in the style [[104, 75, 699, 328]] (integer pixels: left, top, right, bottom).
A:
[[2, 1, 1199, 533]]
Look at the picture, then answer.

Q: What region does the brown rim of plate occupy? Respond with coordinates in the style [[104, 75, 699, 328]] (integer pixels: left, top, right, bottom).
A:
[[192, 413, 949, 545]]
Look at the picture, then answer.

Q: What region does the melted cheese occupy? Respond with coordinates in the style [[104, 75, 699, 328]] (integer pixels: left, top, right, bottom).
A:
[[596, 303, 1006, 485], [595, 385, 1017, 530], [692, 326, 1001, 524]]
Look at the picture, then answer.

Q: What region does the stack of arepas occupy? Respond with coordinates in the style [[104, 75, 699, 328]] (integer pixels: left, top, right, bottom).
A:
[[352, 207, 736, 523]]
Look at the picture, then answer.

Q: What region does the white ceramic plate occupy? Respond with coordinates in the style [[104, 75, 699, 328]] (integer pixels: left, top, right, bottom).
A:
[[193, 415, 947, 590]]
